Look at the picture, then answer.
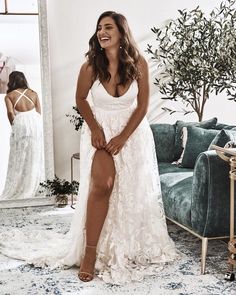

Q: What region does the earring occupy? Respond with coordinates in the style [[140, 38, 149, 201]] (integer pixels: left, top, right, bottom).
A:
[[119, 45, 122, 49], [100, 47, 103, 51]]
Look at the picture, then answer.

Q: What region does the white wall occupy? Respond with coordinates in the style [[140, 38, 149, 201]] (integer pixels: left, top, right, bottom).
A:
[[46, 0, 235, 181]]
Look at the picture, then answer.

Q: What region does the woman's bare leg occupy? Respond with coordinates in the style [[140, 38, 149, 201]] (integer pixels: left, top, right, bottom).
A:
[[79, 149, 116, 282]]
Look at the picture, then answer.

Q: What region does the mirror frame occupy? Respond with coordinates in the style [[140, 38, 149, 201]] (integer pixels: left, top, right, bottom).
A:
[[38, 0, 54, 180], [0, 0, 54, 208]]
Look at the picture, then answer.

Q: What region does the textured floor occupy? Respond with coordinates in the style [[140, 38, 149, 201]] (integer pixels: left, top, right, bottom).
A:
[[0, 205, 235, 295]]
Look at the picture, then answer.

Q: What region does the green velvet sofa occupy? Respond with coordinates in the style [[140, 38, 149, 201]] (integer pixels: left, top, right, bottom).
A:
[[150, 119, 236, 274]]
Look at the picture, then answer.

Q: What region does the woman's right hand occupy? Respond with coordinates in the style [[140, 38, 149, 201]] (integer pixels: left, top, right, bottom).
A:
[[91, 127, 106, 149]]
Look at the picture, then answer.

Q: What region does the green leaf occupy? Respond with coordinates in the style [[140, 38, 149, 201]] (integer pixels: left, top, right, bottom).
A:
[[147, 0, 236, 119]]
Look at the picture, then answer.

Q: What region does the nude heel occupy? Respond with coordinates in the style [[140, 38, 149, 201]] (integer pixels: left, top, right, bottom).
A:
[[78, 245, 97, 282]]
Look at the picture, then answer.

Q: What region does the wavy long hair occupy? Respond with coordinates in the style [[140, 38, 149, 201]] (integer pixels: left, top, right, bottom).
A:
[[86, 11, 141, 86], [7, 71, 29, 94]]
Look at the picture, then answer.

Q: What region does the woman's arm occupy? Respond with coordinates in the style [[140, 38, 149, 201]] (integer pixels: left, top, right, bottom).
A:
[[35, 93, 41, 114], [105, 56, 149, 155], [4, 95, 15, 125], [76, 62, 106, 149]]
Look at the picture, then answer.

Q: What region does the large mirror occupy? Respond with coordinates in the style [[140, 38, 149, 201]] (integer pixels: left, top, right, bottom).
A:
[[0, 0, 54, 208]]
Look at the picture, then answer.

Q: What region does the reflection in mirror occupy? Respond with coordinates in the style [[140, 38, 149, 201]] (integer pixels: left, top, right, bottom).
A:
[[0, 0, 54, 208], [1, 70, 45, 199]]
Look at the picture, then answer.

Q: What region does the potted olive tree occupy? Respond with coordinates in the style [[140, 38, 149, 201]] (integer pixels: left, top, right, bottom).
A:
[[39, 176, 79, 207], [147, 0, 236, 121]]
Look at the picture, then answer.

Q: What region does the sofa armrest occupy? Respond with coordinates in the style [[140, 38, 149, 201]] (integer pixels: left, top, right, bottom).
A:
[[191, 150, 234, 237]]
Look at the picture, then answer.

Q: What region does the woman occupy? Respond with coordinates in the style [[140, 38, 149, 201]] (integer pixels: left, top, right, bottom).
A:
[[0, 12, 178, 285], [0, 71, 44, 199], [75, 11, 178, 282]]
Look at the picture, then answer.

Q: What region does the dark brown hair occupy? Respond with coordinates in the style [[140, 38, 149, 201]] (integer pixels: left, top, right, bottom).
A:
[[86, 11, 141, 86], [7, 71, 29, 93]]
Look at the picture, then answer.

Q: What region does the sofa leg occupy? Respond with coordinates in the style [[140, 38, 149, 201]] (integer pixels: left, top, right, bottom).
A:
[[201, 237, 208, 274]]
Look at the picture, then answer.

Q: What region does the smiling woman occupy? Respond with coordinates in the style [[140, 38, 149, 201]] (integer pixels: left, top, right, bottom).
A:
[[0, 0, 54, 208]]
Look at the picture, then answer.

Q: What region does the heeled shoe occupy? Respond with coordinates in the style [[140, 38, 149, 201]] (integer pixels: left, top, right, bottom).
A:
[[78, 245, 97, 282]]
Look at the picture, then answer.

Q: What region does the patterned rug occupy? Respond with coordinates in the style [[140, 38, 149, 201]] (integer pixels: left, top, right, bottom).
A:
[[0, 206, 235, 295]]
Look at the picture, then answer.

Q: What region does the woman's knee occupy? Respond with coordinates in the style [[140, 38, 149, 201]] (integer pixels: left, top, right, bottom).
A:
[[90, 177, 114, 197]]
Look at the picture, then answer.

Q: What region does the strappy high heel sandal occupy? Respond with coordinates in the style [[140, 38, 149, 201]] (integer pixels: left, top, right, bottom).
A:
[[78, 245, 97, 282]]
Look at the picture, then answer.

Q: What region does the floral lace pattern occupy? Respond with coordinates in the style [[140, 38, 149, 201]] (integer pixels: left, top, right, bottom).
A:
[[0, 109, 44, 199], [0, 81, 178, 284]]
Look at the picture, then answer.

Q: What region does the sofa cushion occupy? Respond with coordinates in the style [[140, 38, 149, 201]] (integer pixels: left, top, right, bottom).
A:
[[150, 123, 176, 162], [174, 117, 217, 160], [172, 126, 188, 165], [159, 163, 193, 228], [181, 126, 219, 168], [208, 129, 236, 150], [215, 123, 236, 130]]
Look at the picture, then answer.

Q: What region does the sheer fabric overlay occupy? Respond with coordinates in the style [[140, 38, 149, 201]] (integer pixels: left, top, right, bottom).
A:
[[0, 109, 44, 199], [0, 80, 178, 284]]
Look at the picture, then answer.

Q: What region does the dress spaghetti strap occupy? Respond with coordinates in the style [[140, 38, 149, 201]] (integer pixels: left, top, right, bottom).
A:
[[14, 89, 35, 109]]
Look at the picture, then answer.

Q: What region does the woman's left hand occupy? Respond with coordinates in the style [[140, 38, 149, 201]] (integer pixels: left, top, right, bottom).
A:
[[105, 134, 127, 155]]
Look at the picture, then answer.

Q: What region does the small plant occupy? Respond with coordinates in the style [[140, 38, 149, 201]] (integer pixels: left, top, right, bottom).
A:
[[39, 175, 79, 197], [66, 106, 84, 131]]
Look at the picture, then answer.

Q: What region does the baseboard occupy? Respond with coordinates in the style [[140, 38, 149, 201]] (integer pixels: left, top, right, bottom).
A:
[[0, 197, 55, 209]]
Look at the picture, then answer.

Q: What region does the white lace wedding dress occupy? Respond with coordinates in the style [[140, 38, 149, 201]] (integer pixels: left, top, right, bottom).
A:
[[0, 89, 44, 199], [0, 80, 178, 284]]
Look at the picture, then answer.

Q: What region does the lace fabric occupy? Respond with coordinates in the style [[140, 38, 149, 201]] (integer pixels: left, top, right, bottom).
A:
[[0, 109, 44, 199], [0, 80, 178, 284]]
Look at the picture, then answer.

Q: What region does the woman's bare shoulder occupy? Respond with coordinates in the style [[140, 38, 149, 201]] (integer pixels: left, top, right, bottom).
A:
[[27, 89, 38, 97], [6, 90, 14, 96], [136, 55, 148, 82], [78, 61, 94, 87], [137, 55, 148, 70], [4, 94, 11, 101], [80, 61, 93, 77], [5, 91, 16, 101], [28, 88, 37, 94]]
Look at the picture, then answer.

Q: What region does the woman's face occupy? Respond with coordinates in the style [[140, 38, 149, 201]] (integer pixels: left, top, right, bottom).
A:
[[97, 16, 121, 49]]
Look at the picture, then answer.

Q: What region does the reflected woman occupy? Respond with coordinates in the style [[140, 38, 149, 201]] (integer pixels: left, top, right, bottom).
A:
[[0, 71, 44, 199]]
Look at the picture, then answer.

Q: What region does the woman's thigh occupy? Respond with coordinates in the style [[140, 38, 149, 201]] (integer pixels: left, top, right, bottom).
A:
[[90, 149, 116, 191]]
